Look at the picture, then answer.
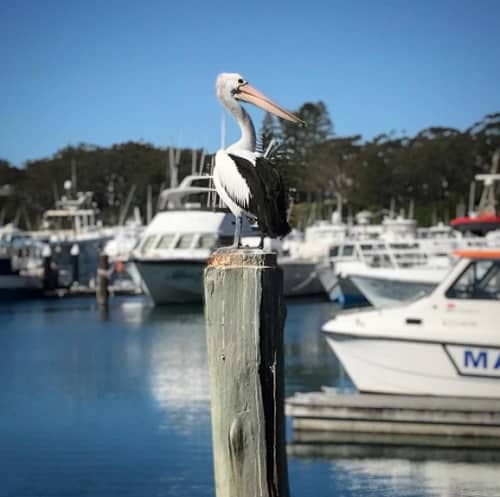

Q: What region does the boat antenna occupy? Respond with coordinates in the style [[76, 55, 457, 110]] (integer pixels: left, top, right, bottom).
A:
[[168, 147, 181, 189], [198, 150, 206, 175], [146, 185, 153, 223], [191, 149, 197, 175], [71, 158, 77, 193]]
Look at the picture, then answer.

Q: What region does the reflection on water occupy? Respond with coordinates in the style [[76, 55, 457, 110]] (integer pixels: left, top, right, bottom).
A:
[[140, 304, 210, 435], [331, 459, 500, 497], [0, 297, 213, 497], [284, 299, 347, 395], [0, 296, 499, 497]]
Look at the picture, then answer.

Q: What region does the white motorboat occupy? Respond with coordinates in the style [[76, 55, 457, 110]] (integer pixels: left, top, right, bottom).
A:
[[343, 262, 450, 308], [265, 212, 347, 298], [316, 215, 419, 305], [318, 238, 440, 305], [0, 226, 44, 299], [131, 175, 255, 304], [322, 249, 500, 398]]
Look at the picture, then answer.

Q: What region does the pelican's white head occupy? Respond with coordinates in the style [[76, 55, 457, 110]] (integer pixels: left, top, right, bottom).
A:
[[215, 72, 304, 124]]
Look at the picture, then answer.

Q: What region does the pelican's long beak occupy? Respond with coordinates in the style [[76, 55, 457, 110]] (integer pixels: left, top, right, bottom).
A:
[[236, 84, 304, 125]]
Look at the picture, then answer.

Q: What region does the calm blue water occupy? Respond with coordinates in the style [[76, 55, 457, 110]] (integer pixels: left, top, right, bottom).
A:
[[0, 296, 499, 497]]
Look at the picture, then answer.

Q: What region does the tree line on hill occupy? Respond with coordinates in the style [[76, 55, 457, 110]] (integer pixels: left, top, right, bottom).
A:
[[0, 107, 499, 230]]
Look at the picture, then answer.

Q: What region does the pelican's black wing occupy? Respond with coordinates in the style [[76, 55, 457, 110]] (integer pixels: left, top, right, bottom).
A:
[[228, 153, 291, 238]]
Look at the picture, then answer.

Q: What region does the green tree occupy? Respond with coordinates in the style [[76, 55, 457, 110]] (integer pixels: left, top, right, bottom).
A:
[[279, 101, 333, 193], [258, 112, 281, 153]]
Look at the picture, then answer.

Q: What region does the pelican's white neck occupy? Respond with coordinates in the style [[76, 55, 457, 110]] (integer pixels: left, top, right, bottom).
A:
[[218, 94, 256, 153]]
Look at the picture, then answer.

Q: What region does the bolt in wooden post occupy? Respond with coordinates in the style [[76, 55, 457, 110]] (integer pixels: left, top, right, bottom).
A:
[[204, 249, 289, 497], [96, 252, 109, 308]]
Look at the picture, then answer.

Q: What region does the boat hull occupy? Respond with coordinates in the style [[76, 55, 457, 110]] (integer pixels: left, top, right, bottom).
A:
[[325, 333, 500, 398], [280, 260, 324, 297], [135, 257, 324, 304], [0, 274, 43, 300], [133, 260, 205, 304], [317, 264, 367, 304], [49, 236, 112, 286], [0, 254, 43, 300], [337, 276, 368, 305]]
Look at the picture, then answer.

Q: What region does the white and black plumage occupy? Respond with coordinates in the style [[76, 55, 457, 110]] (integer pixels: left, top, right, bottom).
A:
[[214, 72, 303, 248]]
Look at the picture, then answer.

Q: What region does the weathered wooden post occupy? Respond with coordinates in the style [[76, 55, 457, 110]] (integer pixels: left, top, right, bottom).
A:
[[204, 249, 289, 497], [96, 252, 109, 309]]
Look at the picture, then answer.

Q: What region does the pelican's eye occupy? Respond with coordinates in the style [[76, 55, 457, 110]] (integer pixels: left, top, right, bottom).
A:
[[232, 79, 246, 96]]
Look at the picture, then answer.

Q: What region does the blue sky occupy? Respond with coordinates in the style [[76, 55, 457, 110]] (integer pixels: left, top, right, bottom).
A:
[[1, 0, 499, 166]]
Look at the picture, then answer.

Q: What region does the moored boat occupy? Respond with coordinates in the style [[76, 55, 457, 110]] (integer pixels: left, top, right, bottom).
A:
[[131, 175, 255, 304], [322, 249, 500, 398], [30, 182, 112, 286], [0, 226, 44, 299], [346, 264, 448, 308]]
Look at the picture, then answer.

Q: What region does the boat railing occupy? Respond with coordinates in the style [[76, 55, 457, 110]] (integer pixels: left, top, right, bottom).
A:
[[329, 239, 439, 269]]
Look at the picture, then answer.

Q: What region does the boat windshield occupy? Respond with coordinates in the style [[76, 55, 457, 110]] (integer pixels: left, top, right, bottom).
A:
[[446, 260, 500, 300]]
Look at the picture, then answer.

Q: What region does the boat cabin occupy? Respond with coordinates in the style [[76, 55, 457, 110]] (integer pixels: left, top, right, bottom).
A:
[[445, 250, 500, 301], [328, 240, 428, 269]]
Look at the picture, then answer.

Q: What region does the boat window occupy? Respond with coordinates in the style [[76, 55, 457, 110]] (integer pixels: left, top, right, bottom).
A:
[[329, 246, 339, 257], [198, 234, 217, 249], [140, 236, 157, 254], [360, 244, 373, 250], [156, 234, 175, 249], [175, 234, 194, 249], [216, 236, 234, 248], [446, 260, 500, 300], [342, 245, 354, 256]]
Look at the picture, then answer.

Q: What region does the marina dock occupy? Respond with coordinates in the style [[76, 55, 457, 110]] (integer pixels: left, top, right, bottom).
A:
[[286, 390, 500, 455]]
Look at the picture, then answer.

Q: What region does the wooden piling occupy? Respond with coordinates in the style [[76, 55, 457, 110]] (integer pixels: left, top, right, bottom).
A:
[[96, 252, 109, 308], [42, 244, 54, 291], [204, 249, 289, 497]]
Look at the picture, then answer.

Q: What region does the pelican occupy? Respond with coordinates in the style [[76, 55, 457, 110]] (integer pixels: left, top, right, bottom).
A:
[[214, 72, 304, 249]]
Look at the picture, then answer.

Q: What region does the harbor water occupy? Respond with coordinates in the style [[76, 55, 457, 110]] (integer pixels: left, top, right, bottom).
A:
[[1, 296, 499, 497]]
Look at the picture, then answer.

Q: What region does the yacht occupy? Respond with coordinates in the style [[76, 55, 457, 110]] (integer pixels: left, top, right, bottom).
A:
[[317, 237, 447, 305], [132, 175, 325, 303], [322, 249, 500, 398], [30, 181, 112, 286], [131, 175, 256, 304], [272, 211, 347, 298], [341, 262, 450, 308]]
